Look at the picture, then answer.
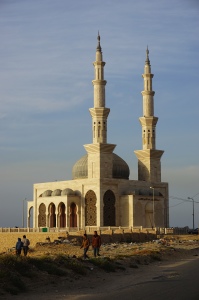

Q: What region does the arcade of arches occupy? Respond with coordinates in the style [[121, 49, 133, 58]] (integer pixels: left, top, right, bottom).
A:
[[37, 189, 116, 228]]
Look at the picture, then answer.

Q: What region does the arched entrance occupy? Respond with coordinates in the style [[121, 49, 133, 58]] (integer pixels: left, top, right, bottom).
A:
[[70, 203, 77, 227], [49, 203, 56, 227], [38, 203, 46, 227], [59, 202, 66, 227], [85, 190, 97, 226], [103, 190, 116, 226]]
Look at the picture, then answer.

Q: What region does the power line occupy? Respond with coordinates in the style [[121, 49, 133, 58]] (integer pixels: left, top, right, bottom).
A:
[[169, 201, 187, 208], [191, 192, 199, 198], [169, 196, 199, 204]]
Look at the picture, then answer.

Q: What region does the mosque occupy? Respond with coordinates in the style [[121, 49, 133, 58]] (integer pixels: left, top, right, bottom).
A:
[[27, 35, 169, 230]]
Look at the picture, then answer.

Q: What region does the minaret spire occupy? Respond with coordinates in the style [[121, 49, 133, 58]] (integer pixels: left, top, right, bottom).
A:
[[141, 46, 156, 146], [84, 34, 116, 180], [134, 49, 164, 182], [96, 31, 102, 52], [145, 46, 150, 65], [89, 33, 110, 143]]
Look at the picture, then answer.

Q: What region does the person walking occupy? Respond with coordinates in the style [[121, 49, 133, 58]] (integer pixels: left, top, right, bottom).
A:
[[92, 231, 101, 257], [22, 235, 30, 256], [80, 233, 90, 260], [15, 238, 23, 256]]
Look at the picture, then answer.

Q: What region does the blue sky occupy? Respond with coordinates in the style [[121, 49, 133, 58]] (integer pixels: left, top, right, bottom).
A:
[[0, 0, 198, 228]]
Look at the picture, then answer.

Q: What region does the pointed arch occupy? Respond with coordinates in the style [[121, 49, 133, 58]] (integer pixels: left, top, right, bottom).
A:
[[103, 190, 115, 226], [38, 203, 46, 227], [85, 190, 97, 226], [58, 202, 66, 228], [70, 202, 77, 227], [49, 203, 56, 228]]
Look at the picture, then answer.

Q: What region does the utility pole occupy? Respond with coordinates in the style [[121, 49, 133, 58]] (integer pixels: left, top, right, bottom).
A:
[[188, 197, 194, 229]]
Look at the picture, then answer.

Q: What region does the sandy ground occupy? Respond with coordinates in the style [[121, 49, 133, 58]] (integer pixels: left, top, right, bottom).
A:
[[1, 235, 199, 299]]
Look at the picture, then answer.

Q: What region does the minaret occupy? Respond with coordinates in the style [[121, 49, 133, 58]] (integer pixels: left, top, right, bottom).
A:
[[134, 48, 164, 182], [84, 34, 116, 179], [89, 33, 110, 143]]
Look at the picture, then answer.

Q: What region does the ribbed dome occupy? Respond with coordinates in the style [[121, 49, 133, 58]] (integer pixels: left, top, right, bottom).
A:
[[72, 153, 129, 180], [72, 155, 88, 179], [112, 153, 130, 179]]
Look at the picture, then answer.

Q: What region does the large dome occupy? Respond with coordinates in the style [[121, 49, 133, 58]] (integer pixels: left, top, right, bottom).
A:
[[72, 155, 88, 179], [72, 153, 129, 180], [112, 153, 130, 179]]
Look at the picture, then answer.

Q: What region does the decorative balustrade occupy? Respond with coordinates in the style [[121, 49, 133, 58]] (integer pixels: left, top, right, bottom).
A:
[[0, 226, 189, 235]]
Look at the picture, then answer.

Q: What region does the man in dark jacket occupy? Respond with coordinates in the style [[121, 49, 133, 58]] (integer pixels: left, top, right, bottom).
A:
[[92, 231, 101, 257], [16, 238, 23, 256]]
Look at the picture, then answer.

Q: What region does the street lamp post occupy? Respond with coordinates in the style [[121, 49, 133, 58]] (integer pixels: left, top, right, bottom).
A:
[[188, 197, 194, 229], [150, 187, 155, 229]]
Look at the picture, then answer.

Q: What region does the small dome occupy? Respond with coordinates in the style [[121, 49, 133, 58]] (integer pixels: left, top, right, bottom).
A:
[[72, 153, 129, 180], [52, 189, 62, 196], [61, 188, 74, 196], [74, 190, 81, 196], [42, 190, 52, 197]]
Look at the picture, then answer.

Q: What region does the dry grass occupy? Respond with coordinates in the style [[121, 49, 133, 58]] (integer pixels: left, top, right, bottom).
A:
[[1, 235, 199, 298]]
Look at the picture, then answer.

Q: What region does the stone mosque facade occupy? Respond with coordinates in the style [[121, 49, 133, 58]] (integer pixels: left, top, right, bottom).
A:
[[27, 35, 169, 230]]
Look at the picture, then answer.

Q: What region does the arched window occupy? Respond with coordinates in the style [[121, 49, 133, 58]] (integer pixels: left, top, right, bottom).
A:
[[85, 190, 97, 226], [38, 203, 46, 227]]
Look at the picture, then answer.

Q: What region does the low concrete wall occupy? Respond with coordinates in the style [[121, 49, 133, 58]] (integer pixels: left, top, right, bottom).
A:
[[0, 232, 67, 253], [0, 230, 156, 254]]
